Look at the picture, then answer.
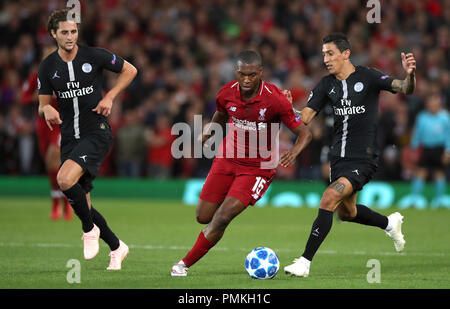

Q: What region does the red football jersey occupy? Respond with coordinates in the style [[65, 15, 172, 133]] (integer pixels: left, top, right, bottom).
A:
[[21, 72, 61, 156], [215, 80, 302, 168], [21, 72, 60, 122]]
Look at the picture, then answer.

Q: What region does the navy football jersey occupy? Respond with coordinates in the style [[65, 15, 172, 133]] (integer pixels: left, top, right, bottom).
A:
[[307, 66, 395, 159], [38, 44, 124, 139]]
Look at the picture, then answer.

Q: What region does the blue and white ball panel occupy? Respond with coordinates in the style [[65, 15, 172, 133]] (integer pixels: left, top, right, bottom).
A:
[[245, 247, 280, 279]]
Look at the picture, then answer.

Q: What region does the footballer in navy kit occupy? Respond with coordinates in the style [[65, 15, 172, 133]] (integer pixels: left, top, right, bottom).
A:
[[38, 9, 137, 270], [284, 33, 416, 278]]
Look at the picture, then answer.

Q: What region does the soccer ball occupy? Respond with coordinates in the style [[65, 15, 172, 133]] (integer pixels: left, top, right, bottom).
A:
[[244, 247, 280, 279]]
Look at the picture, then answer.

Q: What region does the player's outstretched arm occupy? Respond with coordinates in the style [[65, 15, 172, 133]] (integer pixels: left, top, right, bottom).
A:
[[199, 111, 228, 145], [391, 52, 416, 95], [282, 90, 317, 126], [279, 123, 312, 168], [38, 94, 62, 131], [93, 60, 138, 117], [299, 107, 317, 125]]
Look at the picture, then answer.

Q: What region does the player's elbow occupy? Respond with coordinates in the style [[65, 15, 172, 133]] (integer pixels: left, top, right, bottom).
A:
[[129, 64, 138, 78], [123, 61, 138, 78], [131, 64, 138, 77]]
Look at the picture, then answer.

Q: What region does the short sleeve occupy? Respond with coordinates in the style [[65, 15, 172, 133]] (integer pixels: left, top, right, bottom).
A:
[[277, 92, 303, 130], [37, 62, 54, 95], [306, 77, 329, 113], [94, 48, 125, 73], [368, 68, 395, 93]]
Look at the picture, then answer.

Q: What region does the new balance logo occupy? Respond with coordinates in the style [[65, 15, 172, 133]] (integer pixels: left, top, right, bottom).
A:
[[352, 169, 360, 175], [52, 71, 60, 79], [79, 155, 87, 162]]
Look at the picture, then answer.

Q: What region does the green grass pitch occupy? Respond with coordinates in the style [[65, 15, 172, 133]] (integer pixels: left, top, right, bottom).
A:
[[0, 196, 449, 289]]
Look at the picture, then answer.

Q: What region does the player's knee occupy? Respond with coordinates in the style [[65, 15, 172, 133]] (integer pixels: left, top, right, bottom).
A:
[[196, 214, 212, 224], [57, 173, 75, 191], [319, 190, 341, 211]]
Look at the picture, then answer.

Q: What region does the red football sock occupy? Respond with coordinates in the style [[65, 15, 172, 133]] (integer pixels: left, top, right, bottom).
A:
[[49, 169, 60, 213], [182, 231, 216, 268], [48, 169, 59, 191]]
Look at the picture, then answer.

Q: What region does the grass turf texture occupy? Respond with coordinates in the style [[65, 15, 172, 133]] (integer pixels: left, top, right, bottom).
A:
[[0, 197, 449, 289]]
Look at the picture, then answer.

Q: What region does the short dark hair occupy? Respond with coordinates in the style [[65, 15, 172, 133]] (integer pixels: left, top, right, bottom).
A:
[[322, 33, 351, 53], [47, 8, 78, 36], [236, 50, 262, 66]]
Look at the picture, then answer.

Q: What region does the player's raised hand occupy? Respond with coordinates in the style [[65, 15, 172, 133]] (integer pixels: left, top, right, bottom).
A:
[[93, 96, 113, 117], [283, 90, 293, 104], [43, 105, 62, 131], [401, 52, 416, 75]]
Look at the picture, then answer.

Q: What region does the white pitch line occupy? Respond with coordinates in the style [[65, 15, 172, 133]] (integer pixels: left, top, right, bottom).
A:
[[0, 242, 448, 257]]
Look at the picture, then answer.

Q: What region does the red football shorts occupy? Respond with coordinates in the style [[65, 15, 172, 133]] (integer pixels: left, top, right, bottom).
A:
[[199, 158, 275, 206], [36, 118, 61, 158]]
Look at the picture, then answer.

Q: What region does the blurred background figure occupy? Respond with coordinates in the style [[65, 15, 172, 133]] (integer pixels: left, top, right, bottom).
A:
[[410, 93, 450, 207], [20, 46, 71, 220], [116, 108, 146, 178], [146, 112, 175, 179]]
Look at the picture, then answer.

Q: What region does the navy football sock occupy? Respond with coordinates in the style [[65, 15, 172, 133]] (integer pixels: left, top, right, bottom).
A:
[[302, 208, 334, 261], [349, 204, 388, 229], [91, 206, 120, 251], [63, 183, 94, 233]]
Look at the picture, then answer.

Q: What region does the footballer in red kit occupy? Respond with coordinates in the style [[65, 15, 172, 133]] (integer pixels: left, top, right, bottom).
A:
[[171, 50, 312, 276], [21, 52, 72, 221], [200, 79, 304, 207]]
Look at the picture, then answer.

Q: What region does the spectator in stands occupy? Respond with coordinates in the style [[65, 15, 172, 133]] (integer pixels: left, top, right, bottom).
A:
[[146, 112, 175, 179], [0, 0, 448, 182], [116, 109, 147, 178]]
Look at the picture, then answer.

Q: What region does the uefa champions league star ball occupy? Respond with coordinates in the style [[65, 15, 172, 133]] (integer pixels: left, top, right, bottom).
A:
[[245, 247, 280, 279]]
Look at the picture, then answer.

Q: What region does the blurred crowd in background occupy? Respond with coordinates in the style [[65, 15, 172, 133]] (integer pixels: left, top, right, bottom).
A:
[[0, 0, 449, 182]]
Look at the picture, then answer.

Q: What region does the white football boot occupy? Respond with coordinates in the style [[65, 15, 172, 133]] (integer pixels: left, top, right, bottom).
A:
[[107, 240, 129, 270], [385, 212, 405, 252], [284, 256, 310, 277], [171, 260, 188, 277], [82, 224, 100, 260]]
